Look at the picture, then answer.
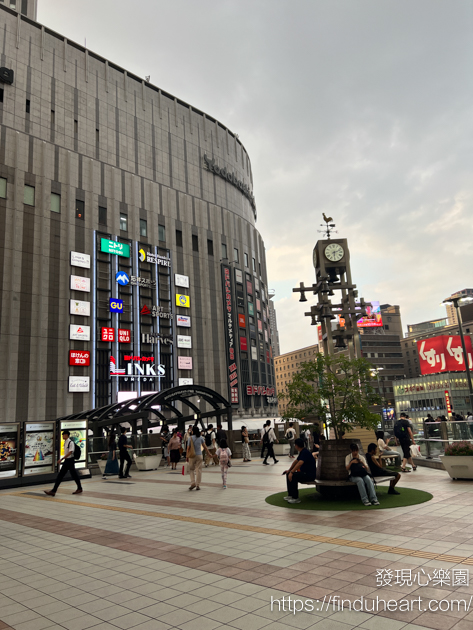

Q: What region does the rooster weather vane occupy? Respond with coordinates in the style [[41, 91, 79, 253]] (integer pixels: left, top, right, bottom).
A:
[[318, 212, 338, 239]]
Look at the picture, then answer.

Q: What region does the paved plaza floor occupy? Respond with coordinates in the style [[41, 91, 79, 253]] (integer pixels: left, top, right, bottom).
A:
[[1, 460, 473, 630]]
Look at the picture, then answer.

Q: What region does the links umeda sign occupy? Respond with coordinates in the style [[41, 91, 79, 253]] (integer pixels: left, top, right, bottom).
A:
[[203, 154, 256, 219]]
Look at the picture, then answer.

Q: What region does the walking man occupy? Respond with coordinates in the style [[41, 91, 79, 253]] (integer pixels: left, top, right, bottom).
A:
[[118, 427, 133, 479], [260, 420, 279, 465], [394, 413, 417, 472], [285, 423, 296, 458], [44, 430, 82, 496]]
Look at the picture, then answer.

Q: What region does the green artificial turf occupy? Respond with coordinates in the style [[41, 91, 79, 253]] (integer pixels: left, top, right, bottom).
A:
[[265, 486, 433, 511]]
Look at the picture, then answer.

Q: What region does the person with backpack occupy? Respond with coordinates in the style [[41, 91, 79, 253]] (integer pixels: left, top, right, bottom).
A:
[[118, 427, 133, 479], [393, 413, 417, 472], [260, 420, 279, 465], [285, 423, 296, 458], [203, 425, 218, 467], [44, 430, 83, 496], [216, 439, 232, 489], [345, 443, 379, 506]]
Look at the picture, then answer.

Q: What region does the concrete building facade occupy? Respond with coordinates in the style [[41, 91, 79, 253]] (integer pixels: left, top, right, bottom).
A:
[[274, 344, 318, 417], [0, 3, 277, 422]]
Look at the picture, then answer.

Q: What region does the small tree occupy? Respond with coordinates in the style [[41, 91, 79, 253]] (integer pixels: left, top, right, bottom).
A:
[[279, 352, 382, 439]]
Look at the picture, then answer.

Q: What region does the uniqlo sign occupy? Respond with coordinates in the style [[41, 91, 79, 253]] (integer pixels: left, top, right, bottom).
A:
[[69, 351, 90, 366], [101, 327, 115, 342], [417, 335, 473, 375], [118, 329, 131, 343]]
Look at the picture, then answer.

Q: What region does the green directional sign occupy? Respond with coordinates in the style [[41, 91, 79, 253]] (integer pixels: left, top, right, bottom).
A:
[[100, 238, 130, 258]]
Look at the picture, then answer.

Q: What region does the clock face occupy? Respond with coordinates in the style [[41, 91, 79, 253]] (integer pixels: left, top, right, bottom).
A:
[[324, 243, 344, 263]]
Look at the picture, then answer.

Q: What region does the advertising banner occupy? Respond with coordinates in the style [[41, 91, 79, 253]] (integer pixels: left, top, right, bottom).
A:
[[176, 315, 191, 328], [222, 264, 239, 406], [60, 420, 87, 469], [238, 314, 246, 328], [70, 324, 90, 341], [177, 335, 192, 348], [70, 299, 90, 316], [258, 320, 263, 332], [69, 351, 90, 366], [101, 238, 130, 257], [70, 275, 90, 292], [256, 299, 261, 312], [178, 356, 193, 370], [175, 274, 189, 288], [248, 302, 254, 317], [0, 424, 20, 478], [70, 251, 90, 269], [417, 335, 473, 375], [240, 337, 248, 352], [176, 294, 190, 308], [357, 300, 383, 328], [23, 422, 55, 476], [68, 376, 90, 392]]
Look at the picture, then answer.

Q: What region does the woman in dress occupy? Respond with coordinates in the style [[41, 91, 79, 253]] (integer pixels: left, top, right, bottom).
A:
[[103, 431, 119, 479], [168, 429, 181, 470], [241, 426, 251, 462], [186, 426, 212, 491], [160, 424, 170, 467]]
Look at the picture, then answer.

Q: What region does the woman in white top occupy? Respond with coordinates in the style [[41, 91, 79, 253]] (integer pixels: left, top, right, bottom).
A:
[[376, 430, 400, 464]]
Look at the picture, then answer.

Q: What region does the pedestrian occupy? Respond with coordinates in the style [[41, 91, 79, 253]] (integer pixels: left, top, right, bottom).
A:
[[118, 427, 133, 479], [168, 429, 181, 470], [345, 443, 379, 506], [216, 423, 227, 445], [160, 424, 170, 467], [393, 413, 417, 472], [285, 422, 296, 459], [186, 426, 212, 491], [44, 430, 82, 496], [204, 424, 218, 467], [260, 420, 279, 465], [282, 438, 317, 504], [216, 439, 232, 489], [103, 431, 119, 479], [366, 443, 401, 495], [241, 426, 252, 462]]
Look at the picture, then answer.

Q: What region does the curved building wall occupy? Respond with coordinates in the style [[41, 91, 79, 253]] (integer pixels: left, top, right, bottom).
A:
[[0, 6, 276, 421]]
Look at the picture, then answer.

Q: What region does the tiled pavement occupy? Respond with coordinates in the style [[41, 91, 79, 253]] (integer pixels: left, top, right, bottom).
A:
[[1, 461, 473, 630]]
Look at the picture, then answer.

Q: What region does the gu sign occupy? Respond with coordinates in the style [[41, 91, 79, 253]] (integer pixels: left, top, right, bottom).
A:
[[417, 335, 473, 375]]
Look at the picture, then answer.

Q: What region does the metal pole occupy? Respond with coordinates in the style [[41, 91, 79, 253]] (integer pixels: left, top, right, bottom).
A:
[[454, 299, 473, 411]]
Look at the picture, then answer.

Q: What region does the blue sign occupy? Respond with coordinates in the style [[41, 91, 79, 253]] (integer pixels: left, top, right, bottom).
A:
[[109, 298, 123, 313], [115, 271, 129, 286]]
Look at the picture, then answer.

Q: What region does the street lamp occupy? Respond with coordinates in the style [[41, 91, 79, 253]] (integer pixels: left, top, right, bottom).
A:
[[370, 367, 385, 407], [442, 295, 473, 412]]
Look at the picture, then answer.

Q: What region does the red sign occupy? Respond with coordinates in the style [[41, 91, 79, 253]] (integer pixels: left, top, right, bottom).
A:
[[258, 320, 263, 332], [246, 280, 253, 295], [256, 299, 261, 312], [101, 327, 115, 342], [69, 350, 90, 366], [240, 337, 248, 351], [417, 335, 473, 375], [238, 314, 246, 328], [246, 386, 275, 396], [141, 305, 151, 315], [124, 355, 154, 362], [118, 328, 131, 343], [445, 391, 452, 414], [266, 351, 270, 364]]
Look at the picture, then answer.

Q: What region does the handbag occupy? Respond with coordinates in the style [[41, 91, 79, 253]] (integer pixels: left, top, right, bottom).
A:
[[410, 444, 421, 458], [244, 436, 249, 444], [188, 437, 196, 458], [349, 461, 368, 477]]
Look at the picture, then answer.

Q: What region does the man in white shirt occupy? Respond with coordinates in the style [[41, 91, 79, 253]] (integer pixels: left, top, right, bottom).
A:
[[285, 423, 296, 458], [44, 430, 83, 496], [260, 420, 279, 465]]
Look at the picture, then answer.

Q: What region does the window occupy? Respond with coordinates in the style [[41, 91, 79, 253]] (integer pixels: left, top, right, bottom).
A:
[[221, 243, 227, 259], [120, 213, 128, 231], [96, 129, 99, 145], [244, 253, 249, 267], [207, 239, 214, 256], [252, 257, 256, 272], [98, 206, 107, 225], [385, 325, 390, 330], [75, 199, 84, 219], [50, 193, 60, 213], [0, 177, 6, 199], [25, 99, 30, 114], [24, 185, 35, 206], [10, 1, 17, 8], [176, 229, 183, 247], [74, 120, 78, 135], [51, 110, 55, 127], [0, 89, 4, 104], [192, 234, 199, 252], [158, 224, 165, 241], [233, 248, 239, 263], [140, 219, 148, 238]]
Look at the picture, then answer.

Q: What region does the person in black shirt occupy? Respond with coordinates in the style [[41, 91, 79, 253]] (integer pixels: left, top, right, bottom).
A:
[[216, 424, 227, 445], [283, 438, 317, 504], [366, 443, 400, 495], [118, 427, 133, 479]]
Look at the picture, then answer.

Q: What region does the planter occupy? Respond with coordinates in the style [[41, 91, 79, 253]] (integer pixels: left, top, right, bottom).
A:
[[440, 455, 473, 480], [135, 455, 160, 471], [273, 443, 290, 456]]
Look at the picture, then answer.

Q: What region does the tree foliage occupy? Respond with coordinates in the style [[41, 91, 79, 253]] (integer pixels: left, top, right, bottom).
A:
[[279, 352, 382, 439]]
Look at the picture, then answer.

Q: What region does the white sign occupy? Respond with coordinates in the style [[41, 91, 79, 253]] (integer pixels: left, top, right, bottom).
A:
[[70, 252, 90, 269], [235, 269, 243, 284], [251, 347, 257, 361], [177, 335, 192, 348], [68, 377, 90, 392], [70, 275, 90, 292], [70, 300, 90, 316], [175, 273, 190, 288], [25, 423, 54, 432], [179, 378, 194, 386], [255, 278, 260, 291], [70, 324, 91, 341], [60, 420, 87, 430], [176, 315, 191, 328]]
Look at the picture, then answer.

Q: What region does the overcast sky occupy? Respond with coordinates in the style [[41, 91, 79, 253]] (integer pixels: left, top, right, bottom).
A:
[[39, 0, 473, 354]]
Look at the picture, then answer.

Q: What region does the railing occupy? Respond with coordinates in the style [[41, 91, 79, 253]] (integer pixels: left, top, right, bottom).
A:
[[87, 435, 157, 465], [416, 421, 473, 459]]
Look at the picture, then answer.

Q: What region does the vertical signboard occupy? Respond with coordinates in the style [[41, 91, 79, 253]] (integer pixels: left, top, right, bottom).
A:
[[23, 422, 56, 476], [221, 264, 239, 405], [0, 424, 20, 479], [59, 420, 88, 470]]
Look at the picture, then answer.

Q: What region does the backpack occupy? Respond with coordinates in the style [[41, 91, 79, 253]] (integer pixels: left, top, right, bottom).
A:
[[205, 432, 212, 447], [262, 428, 270, 444], [393, 420, 407, 440], [73, 441, 81, 460], [286, 429, 295, 440], [218, 448, 229, 466]]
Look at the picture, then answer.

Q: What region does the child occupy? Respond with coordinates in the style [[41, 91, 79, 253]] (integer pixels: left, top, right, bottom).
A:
[[216, 439, 232, 489]]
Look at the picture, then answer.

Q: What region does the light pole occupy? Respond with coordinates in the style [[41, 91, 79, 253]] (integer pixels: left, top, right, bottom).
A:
[[370, 366, 386, 411], [443, 295, 473, 412]]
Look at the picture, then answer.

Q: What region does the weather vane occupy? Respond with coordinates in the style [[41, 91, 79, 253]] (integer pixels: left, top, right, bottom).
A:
[[318, 213, 337, 239]]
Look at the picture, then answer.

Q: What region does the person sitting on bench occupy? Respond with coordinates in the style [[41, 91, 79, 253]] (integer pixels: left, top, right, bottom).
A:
[[345, 443, 379, 506], [283, 438, 317, 504], [366, 443, 401, 495], [376, 430, 400, 465]]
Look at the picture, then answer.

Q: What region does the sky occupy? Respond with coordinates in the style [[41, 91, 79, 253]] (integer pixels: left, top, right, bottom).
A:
[[39, 0, 473, 355]]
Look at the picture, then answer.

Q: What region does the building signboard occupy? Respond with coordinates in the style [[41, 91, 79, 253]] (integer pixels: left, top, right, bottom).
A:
[[417, 335, 473, 375], [240, 337, 248, 351], [176, 315, 191, 328], [175, 274, 189, 288], [0, 423, 20, 478], [445, 391, 452, 414], [258, 320, 263, 333], [70, 275, 90, 292], [179, 378, 194, 386], [176, 294, 190, 308], [178, 356, 193, 370], [70, 299, 90, 316], [177, 335, 192, 348], [246, 280, 253, 295], [256, 299, 261, 312], [70, 324, 90, 341], [68, 376, 90, 392], [118, 329, 131, 343], [238, 314, 246, 328], [251, 347, 257, 361], [110, 356, 165, 379], [222, 264, 239, 405], [142, 332, 173, 346], [139, 249, 171, 266], [101, 238, 130, 257], [109, 298, 124, 313], [141, 305, 173, 319], [101, 327, 115, 342], [248, 302, 254, 317], [255, 278, 260, 291], [70, 251, 90, 269], [246, 386, 275, 396], [69, 351, 90, 366]]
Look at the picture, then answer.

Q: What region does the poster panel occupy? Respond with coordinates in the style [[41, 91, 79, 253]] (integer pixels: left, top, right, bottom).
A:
[[0, 424, 20, 478], [60, 420, 87, 470], [23, 422, 55, 476]]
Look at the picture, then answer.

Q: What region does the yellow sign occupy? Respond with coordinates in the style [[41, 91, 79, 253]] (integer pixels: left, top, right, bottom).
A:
[[176, 294, 190, 308]]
